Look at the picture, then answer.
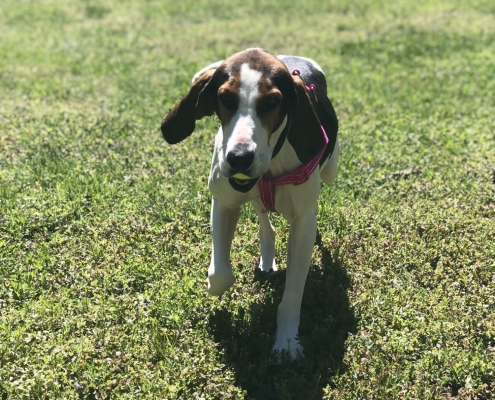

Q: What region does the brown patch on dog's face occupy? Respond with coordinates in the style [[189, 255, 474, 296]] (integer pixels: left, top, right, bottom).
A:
[[216, 78, 240, 129], [255, 84, 285, 136], [211, 49, 297, 141], [244, 50, 297, 139]]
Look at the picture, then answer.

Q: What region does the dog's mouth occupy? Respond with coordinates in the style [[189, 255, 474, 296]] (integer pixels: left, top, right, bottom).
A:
[[228, 173, 259, 193]]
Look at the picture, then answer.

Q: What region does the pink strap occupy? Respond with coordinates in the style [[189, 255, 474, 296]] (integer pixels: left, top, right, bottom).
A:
[[259, 124, 329, 212]]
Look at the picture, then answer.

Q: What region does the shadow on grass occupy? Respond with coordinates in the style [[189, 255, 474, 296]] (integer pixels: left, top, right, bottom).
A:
[[209, 232, 356, 399]]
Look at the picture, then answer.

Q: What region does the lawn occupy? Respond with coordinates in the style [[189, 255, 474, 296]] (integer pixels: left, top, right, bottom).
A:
[[0, 0, 494, 398]]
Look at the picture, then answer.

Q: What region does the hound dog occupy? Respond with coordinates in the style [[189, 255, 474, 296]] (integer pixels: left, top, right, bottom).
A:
[[161, 48, 339, 360]]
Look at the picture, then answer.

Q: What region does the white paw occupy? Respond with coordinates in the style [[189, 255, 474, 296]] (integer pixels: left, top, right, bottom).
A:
[[259, 257, 277, 273], [271, 337, 305, 362], [205, 271, 235, 296]]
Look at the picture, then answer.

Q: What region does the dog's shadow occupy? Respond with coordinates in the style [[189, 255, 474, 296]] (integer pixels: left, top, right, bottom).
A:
[[209, 233, 356, 399]]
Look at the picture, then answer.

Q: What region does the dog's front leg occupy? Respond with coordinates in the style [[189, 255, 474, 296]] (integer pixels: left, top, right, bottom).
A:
[[207, 197, 239, 296], [272, 210, 317, 360]]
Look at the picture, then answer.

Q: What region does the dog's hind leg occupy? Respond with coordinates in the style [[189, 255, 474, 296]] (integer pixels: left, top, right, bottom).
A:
[[207, 198, 239, 296], [320, 139, 340, 185], [253, 202, 277, 273]]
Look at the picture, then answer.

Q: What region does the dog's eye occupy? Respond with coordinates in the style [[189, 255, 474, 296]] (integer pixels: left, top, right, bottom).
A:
[[219, 93, 236, 111], [260, 96, 280, 113]]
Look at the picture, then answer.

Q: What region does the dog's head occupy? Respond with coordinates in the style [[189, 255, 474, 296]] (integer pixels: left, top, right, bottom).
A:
[[161, 48, 323, 192]]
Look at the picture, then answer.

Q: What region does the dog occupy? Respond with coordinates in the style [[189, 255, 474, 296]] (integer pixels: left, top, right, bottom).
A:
[[161, 48, 339, 360]]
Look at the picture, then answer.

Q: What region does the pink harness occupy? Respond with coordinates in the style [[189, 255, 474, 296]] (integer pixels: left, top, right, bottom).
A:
[[258, 70, 329, 212]]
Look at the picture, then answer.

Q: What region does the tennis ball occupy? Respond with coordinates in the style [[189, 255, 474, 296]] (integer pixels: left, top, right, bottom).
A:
[[232, 173, 251, 180]]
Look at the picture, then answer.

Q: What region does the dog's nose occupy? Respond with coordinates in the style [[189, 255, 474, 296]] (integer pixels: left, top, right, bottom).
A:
[[227, 147, 255, 171]]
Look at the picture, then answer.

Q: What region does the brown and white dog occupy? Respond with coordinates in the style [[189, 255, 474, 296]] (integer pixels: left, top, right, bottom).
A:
[[161, 48, 339, 360]]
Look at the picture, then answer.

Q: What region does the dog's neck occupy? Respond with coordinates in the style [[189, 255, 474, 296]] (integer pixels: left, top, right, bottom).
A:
[[268, 116, 288, 151], [265, 116, 303, 180]]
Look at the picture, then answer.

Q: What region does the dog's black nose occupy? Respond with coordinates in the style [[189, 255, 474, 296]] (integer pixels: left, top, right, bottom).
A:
[[227, 146, 255, 171]]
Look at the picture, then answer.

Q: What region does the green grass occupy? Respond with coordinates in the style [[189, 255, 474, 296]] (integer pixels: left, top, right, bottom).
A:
[[1, 0, 494, 398]]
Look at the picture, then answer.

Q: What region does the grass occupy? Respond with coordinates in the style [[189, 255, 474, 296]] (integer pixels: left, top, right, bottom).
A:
[[1, 0, 494, 398]]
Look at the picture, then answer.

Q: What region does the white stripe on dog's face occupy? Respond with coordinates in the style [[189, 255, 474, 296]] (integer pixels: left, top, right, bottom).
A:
[[229, 64, 261, 149], [220, 63, 272, 177]]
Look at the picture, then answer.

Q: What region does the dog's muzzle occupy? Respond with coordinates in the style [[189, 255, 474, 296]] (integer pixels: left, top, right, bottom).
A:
[[226, 144, 260, 192]]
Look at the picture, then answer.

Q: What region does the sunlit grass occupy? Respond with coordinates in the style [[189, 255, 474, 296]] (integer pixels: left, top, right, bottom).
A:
[[1, 0, 494, 398]]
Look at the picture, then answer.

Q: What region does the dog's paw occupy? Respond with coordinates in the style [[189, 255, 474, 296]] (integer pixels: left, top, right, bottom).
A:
[[205, 272, 236, 296], [259, 257, 277, 273], [271, 338, 305, 363]]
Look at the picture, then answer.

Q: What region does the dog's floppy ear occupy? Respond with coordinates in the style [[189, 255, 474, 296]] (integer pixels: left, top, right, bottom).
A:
[[161, 69, 216, 144], [191, 60, 223, 84], [287, 75, 327, 163]]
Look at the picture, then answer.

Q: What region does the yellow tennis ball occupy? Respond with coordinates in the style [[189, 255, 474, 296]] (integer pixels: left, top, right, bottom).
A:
[[232, 173, 251, 180]]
